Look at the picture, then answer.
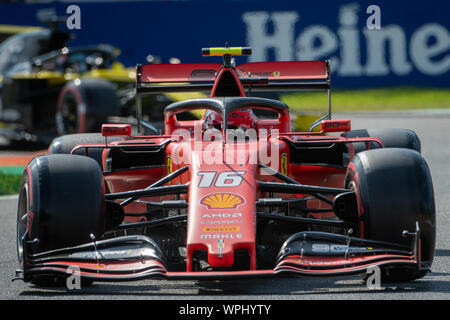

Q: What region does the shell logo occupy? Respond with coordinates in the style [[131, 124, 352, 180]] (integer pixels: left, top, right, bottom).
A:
[[201, 193, 244, 209]]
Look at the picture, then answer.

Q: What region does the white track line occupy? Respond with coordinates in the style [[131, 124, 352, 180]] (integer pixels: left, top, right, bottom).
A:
[[0, 194, 18, 200]]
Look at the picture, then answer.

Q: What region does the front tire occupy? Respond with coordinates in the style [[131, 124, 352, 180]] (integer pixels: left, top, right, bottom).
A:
[[345, 148, 435, 282], [17, 154, 105, 286], [17, 154, 105, 255]]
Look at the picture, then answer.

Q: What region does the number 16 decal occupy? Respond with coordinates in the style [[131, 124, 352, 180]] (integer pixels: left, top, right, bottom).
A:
[[198, 171, 245, 188]]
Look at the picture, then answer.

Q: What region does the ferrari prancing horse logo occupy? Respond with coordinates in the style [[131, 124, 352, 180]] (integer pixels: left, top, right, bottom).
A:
[[167, 156, 173, 174], [281, 153, 287, 175]]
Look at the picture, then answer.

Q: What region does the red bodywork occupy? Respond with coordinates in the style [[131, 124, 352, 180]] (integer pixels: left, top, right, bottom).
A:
[[23, 57, 421, 281]]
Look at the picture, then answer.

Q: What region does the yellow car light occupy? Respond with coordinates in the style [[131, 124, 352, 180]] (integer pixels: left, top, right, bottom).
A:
[[202, 47, 252, 56]]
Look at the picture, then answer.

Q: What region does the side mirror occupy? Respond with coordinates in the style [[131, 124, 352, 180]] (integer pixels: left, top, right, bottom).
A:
[[101, 124, 132, 137], [320, 120, 351, 133]]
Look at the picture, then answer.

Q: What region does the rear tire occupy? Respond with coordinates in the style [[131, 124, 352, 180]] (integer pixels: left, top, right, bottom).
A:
[[56, 78, 121, 135], [345, 148, 435, 282], [345, 128, 421, 154], [49, 133, 122, 169]]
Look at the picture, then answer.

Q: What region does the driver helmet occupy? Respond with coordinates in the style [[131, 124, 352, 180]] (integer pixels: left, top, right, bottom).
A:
[[204, 109, 256, 131]]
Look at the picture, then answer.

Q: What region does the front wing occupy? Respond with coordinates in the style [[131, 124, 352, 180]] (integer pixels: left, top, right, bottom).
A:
[[15, 224, 424, 282]]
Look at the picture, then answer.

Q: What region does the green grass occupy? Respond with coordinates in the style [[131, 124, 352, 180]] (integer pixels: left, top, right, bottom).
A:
[[0, 171, 22, 195], [281, 87, 450, 113], [0, 166, 25, 175]]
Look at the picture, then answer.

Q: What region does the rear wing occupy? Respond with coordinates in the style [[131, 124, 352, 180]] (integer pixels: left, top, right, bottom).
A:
[[135, 47, 331, 132], [136, 60, 330, 94]]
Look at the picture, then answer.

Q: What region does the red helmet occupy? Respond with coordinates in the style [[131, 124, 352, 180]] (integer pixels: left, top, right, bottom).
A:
[[204, 109, 256, 130]]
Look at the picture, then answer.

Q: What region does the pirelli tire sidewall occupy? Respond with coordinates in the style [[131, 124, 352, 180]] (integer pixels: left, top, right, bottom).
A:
[[23, 154, 106, 253], [345, 148, 436, 278]]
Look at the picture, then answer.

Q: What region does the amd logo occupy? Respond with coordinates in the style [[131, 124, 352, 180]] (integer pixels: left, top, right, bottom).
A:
[[242, 3, 450, 76], [202, 213, 243, 218]]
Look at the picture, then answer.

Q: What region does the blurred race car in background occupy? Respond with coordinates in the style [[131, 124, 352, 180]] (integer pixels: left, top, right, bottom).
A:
[[0, 11, 172, 146], [0, 24, 44, 45]]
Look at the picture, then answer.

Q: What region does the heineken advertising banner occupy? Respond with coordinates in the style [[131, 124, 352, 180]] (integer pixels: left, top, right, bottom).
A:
[[0, 0, 449, 88]]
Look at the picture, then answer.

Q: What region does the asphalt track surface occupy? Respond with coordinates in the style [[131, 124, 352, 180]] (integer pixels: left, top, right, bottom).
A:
[[1, 112, 450, 301]]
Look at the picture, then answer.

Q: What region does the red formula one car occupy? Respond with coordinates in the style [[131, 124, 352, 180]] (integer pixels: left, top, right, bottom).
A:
[[14, 47, 435, 286]]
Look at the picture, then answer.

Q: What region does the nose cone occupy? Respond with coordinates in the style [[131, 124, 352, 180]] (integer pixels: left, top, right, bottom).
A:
[[186, 159, 257, 271]]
